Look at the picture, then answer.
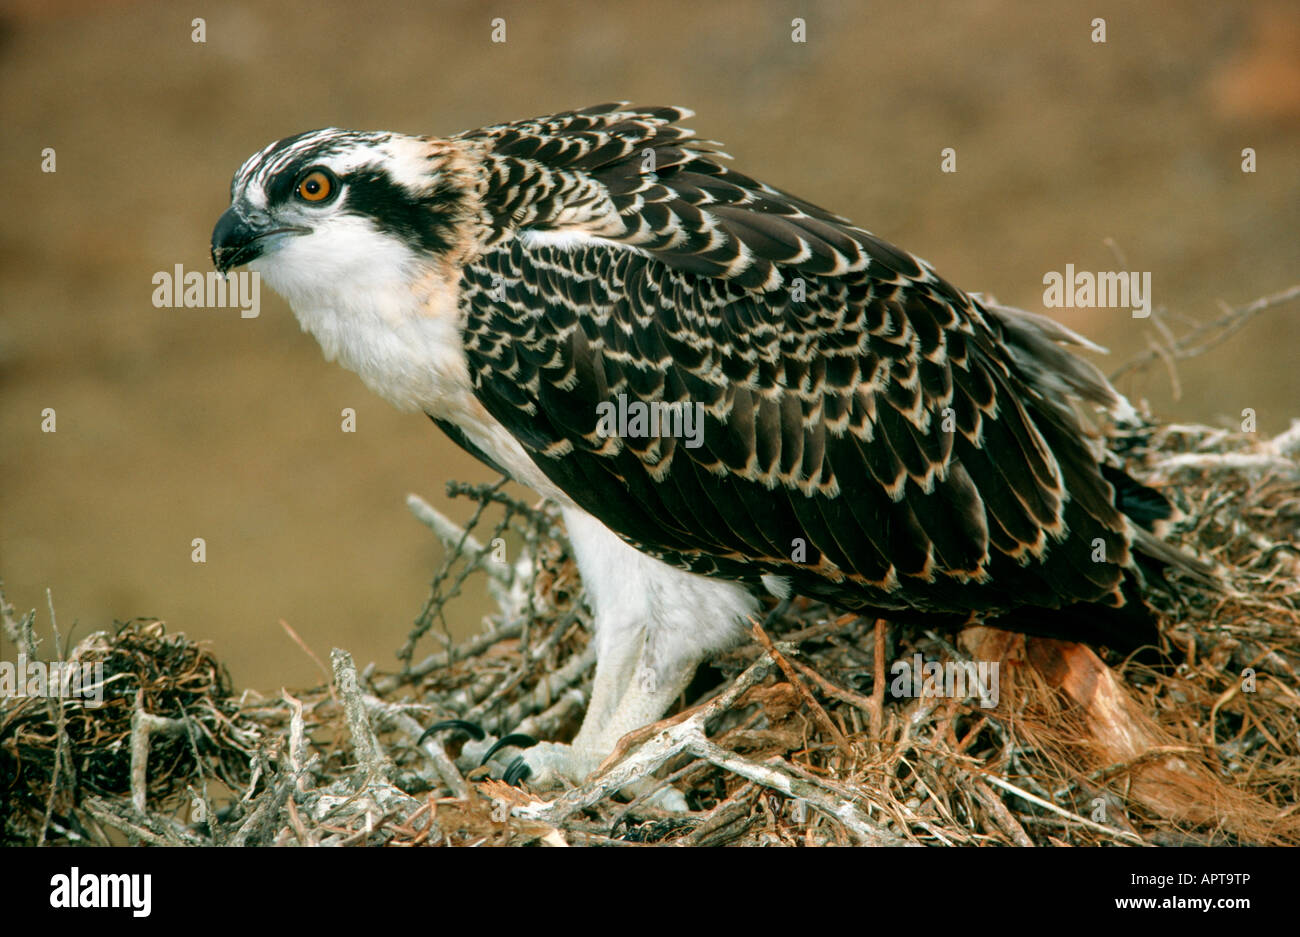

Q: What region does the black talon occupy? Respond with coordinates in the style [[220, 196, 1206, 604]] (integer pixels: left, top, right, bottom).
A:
[[481, 733, 539, 766], [418, 719, 487, 746], [503, 755, 533, 786]]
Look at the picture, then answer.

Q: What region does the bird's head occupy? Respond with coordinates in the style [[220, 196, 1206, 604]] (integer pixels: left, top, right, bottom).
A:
[[211, 128, 476, 309]]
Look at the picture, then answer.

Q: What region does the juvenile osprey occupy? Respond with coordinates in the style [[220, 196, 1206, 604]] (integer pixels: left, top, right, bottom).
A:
[[213, 104, 1192, 795]]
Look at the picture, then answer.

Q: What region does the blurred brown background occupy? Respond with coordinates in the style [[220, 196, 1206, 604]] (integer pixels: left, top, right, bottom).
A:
[[2, 0, 1297, 694]]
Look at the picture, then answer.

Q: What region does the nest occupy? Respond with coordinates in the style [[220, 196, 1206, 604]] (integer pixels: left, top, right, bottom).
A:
[[4, 293, 1299, 847]]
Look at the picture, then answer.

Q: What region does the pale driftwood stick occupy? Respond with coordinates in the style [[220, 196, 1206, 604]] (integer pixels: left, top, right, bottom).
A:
[[282, 689, 312, 793], [1270, 420, 1300, 457], [778, 755, 919, 844], [308, 775, 417, 830], [82, 795, 204, 847], [38, 816, 93, 845], [439, 670, 500, 714], [610, 753, 723, 822], [330, 648, 391, 780], [464, 609, 581, 724], [511, 686, 588, 743], [129, 694, 193, 813], [677, 783, 763, 846], [459, 688, 591, 772], [0, 583, 34, 651], [228, 760, 298, 847], [962, 772, 1034, 847], [303, 652, 431, 844], [236, 751, 267, 823], [1159, 423, 1233, 445], [485, 644, 596, 732], [981, 774, 1148, 846], [361, 692, 470, 800], [1155, 452, 1296, 475]]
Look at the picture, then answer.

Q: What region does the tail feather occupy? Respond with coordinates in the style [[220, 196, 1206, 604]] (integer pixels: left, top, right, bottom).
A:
[[1101, 463, 1171, 530], [983, 299, 1221, 645]]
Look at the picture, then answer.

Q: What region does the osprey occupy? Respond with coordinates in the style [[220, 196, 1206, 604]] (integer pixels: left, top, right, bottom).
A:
[[212, 104, 1194, 797]]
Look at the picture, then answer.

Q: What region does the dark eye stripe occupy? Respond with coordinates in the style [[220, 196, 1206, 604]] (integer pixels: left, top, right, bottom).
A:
[[342, 169, 461, 255], [266, 163, 306, 205]]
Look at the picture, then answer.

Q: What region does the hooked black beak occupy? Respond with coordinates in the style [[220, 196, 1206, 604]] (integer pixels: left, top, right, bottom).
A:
[[210, 208, 306, 274], [211, 208, 261, 274]]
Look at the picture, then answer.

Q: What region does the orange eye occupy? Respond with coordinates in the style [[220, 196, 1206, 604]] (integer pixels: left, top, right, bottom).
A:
[[297, 170, 333, 202]]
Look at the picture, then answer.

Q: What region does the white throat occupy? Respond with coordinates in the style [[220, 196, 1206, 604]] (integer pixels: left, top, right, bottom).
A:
[[249, 220, 462, 410], [250, 225, 566, 499]]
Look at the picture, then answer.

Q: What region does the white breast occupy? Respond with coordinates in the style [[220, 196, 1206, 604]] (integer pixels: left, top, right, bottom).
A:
[[250, 220, 567, 500]]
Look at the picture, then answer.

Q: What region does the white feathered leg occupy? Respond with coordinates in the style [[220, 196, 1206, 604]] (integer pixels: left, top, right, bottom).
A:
[[515, 507, 759, 808]]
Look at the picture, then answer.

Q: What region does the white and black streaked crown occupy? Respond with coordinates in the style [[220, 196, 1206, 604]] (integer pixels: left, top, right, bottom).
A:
[[224, 127, 473, 256]]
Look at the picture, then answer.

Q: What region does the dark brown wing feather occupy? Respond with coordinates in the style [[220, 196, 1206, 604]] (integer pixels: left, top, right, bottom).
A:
[[454, 105, 1152, 640]]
